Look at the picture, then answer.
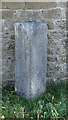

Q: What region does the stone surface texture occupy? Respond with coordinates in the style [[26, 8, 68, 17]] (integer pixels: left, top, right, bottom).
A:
[[15, 23, 48, 99], [2, 2, 67, 86]]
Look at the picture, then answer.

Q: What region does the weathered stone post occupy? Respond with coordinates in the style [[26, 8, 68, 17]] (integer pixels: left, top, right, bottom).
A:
[[15, 23, 48, 100]]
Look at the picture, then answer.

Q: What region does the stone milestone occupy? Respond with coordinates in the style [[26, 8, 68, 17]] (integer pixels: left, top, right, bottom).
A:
[[15, 23, 48, 100]]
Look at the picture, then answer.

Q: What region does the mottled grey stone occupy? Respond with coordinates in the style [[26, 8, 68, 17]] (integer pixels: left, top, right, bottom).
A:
[[15, 23, 48, 100]]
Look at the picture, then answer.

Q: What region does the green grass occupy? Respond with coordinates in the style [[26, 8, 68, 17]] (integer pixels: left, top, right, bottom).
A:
[[2, 81, 67, 119]]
